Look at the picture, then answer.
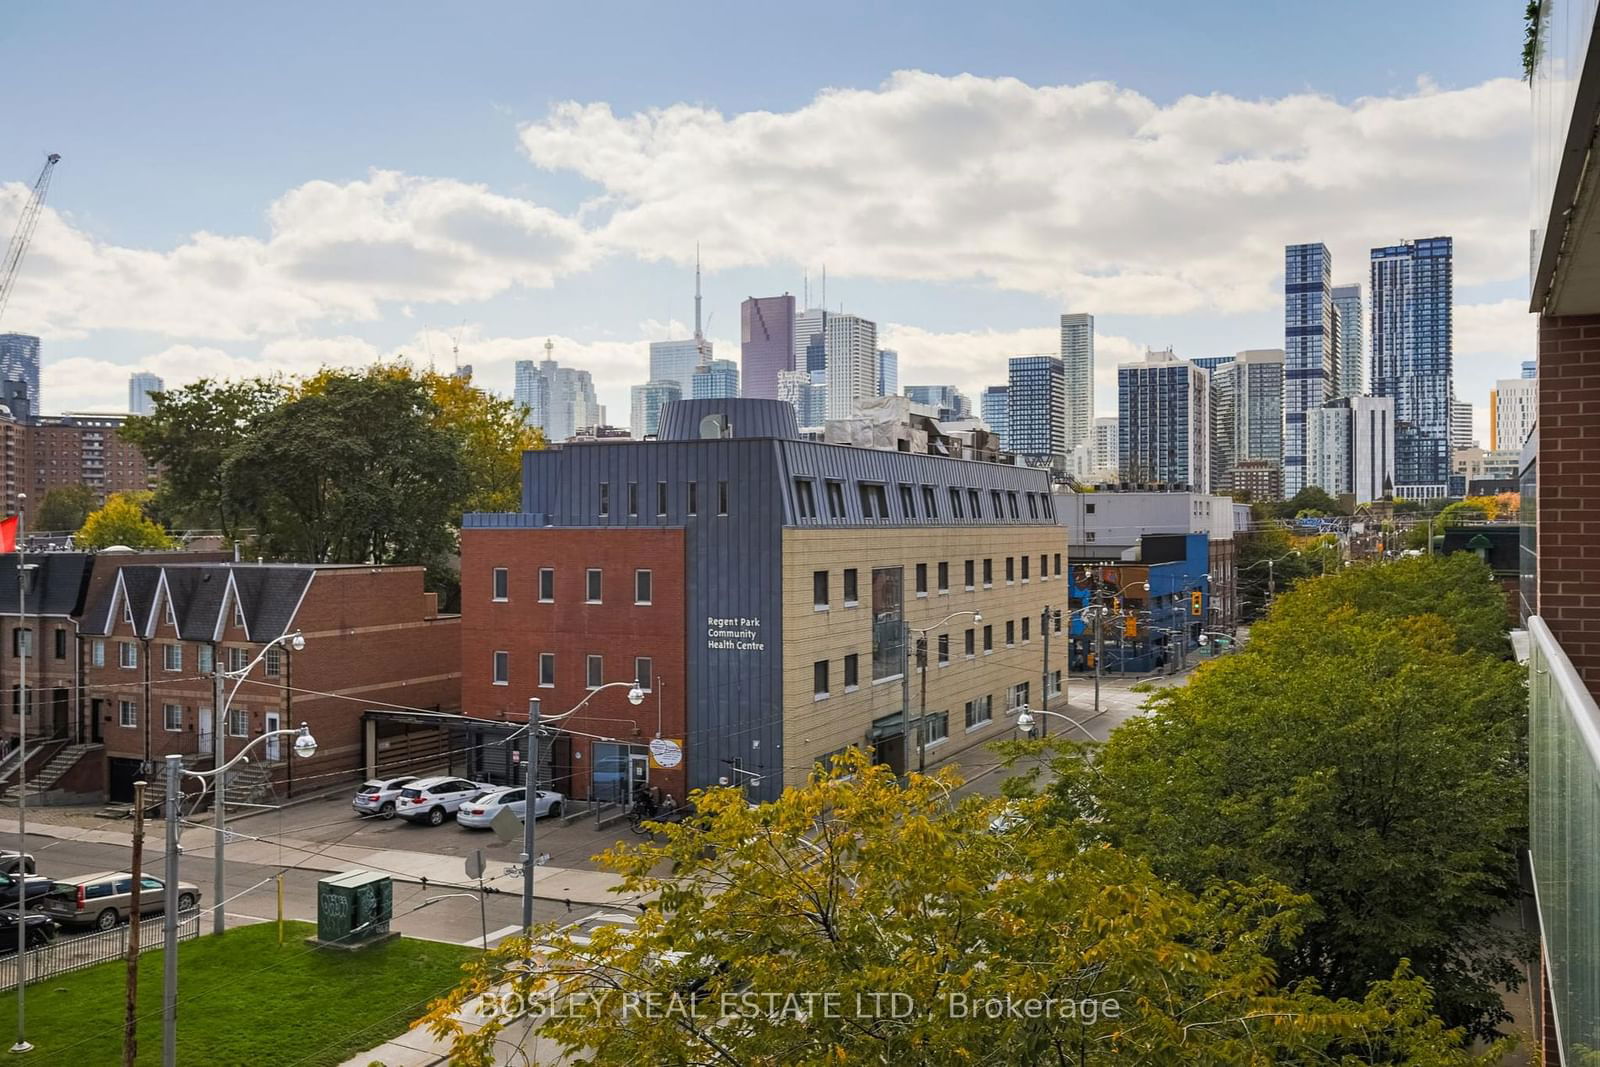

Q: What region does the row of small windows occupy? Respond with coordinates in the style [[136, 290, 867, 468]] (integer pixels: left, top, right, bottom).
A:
[[491, 567, 652, 606], [109, 701, 252, 735], [812, 554, 1064, 608], [793, 478, 1054, 523], [492, 650, 654, 692], [812, 613, 1062, 696], [86, 640, 260, 676], [598, 480, 728, 518]]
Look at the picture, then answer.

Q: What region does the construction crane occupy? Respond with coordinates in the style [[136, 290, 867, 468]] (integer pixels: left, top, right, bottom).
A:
[[0, 153, 61, 328]]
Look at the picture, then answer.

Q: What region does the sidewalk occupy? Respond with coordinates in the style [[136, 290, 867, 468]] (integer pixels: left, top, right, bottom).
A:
[[0, 815, 636, 907]]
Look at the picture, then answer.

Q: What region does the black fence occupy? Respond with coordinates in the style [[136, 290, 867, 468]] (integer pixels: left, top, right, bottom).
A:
[[0, 910, 201, 991]]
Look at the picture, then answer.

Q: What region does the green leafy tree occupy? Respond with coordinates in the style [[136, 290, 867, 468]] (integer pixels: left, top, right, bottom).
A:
[[1024, 564, 1527, 1040], [120, 378, 283, 538], [424, 756, 1507, 1066], [1237, 527, 1315, 617], [225, 371, 467, 565], [1275, 486, 1347, 518], [76, 492, 174, 551], [35, 485, 98, 532]]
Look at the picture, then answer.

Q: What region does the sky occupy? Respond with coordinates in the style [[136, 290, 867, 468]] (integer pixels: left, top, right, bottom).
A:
[[1, 1, 1533, 445]]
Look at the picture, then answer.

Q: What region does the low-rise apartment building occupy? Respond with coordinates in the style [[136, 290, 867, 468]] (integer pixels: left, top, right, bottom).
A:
[[462, 397, 1065, 806]]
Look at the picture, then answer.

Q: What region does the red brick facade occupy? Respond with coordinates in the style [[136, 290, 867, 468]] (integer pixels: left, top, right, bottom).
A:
[[85, 565, 459, 800], [1535, 313, 1600, 694], [461, 528, 689, 802]]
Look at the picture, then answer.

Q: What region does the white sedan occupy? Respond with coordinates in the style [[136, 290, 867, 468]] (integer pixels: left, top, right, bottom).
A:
[[456, 787, 564, 829]]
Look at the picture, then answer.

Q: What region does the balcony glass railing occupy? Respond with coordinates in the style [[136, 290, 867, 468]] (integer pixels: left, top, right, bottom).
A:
[[1530, 614, 1600, 1059]]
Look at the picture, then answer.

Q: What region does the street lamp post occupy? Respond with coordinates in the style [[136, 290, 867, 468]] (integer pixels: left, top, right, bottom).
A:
[[1014, 706, 1098, 744], [521, 682, 644, 931], [1039, 605, 1051, 739], [211, 630, 305, 935], [902, 611, 981, 775], [163, 723, 318, 1066]]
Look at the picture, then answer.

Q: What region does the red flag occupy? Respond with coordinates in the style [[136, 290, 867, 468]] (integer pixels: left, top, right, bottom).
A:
[[0, 516, 16, 553]]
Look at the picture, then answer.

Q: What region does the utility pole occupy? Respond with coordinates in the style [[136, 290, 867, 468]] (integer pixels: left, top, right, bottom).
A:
[[1039, 605, 1051, 739], [916, 636, 928, 773], [123, 780, 147, 1067], [521, 699, 540, 931], [211, 662, 226, 935], [161, 754, 181, 1067], [899, 622, 911, 777]]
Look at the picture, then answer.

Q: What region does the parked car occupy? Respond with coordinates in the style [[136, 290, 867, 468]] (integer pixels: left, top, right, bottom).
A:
[[0, 851, 37, 876], [395, 777, 495, 826], [42, 872, 201, 931], [351, 775, 419, 820], [456, 787, 564, 829], [0, 913, 57, 954], [0, 871, 52, 907]]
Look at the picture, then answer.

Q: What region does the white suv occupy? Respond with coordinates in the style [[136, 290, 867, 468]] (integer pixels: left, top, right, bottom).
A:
[[351, 775, 418, 820], [395, 777, 493, 826]]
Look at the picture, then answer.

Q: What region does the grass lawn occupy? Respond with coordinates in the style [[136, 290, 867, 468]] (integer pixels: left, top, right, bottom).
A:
[[18, 921, 477, 1065]]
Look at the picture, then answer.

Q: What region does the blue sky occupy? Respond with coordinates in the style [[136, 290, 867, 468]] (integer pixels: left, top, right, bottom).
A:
[[2, 1, 1533, 441]]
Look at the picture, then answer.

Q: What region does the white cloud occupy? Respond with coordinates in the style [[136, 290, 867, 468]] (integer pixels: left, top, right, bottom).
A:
[[522, 71, 1530, 312]]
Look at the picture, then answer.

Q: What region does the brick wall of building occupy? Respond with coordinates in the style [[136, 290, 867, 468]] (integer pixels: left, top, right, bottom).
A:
[[1535, 313, 1600, 693], [460, 527, 689, 802]]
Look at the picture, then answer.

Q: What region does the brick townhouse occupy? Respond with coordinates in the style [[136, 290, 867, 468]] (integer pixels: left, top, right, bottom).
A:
[[79, 562, 460, 801], [1, 554, 94, 750]]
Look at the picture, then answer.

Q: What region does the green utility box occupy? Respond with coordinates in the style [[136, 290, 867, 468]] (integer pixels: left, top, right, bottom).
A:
[[313, 870, 395, 949]]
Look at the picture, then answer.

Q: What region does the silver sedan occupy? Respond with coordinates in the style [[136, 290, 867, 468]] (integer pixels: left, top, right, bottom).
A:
[[455, 787, 564, 829]]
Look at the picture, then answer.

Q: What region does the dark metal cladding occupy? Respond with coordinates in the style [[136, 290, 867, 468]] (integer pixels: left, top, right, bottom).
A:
[[656, 398, 800, 441]]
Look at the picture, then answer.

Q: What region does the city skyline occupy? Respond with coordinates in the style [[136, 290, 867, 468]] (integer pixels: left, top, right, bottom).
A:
[[2, 4, 1529, 443]]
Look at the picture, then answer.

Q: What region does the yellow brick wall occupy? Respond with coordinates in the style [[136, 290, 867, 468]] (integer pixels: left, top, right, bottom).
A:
[[780, 525, 1066, 784]]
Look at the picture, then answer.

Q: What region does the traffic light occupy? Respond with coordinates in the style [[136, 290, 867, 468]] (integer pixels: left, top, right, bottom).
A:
[[1123, 615, 1138, 638], [1190, 590, 1203, 616]]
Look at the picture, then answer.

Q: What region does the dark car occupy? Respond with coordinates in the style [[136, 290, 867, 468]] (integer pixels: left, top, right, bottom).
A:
[[0, 872, 52, 908], [0, 913, 57, 954]]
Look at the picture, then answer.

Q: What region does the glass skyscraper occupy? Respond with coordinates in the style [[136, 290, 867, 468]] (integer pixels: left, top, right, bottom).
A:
[[1117, 348, 1210, 492], [1283, 244, 1336, 497], [691, 358, 740, 400], [1059, 313, 1094, 450], [979, 386, 1009, 448], [0, 333, 41, 417], [1370, 236, 1454, 498], [740, 295, 795, 400], [876, 349, 899, 397], [1007, 354, 1067, 469], [1331, 283, 1365, 398]]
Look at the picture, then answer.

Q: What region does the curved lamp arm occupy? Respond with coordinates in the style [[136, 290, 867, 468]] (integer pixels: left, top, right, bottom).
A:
[[538, 680, 645, 729], [909, 609, 983, 636], [1014, 707, 1098, 744], [219, 630, 306, 710], [185, 722, 317, 782]]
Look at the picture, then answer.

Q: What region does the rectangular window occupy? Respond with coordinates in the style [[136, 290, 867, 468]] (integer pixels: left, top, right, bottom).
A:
[[1040, 554, 1049, 580], [120, 642, 138, 669], [539, 652, 555, 687], [627, 481, 638, 517], [687, 481, 698, 516], [1021, 556, 1030, 582], [983, 625, 993, 653], [54, 629, 66, 660], [718, 481, 729, 516], [1005, 557, 1015, 583], [937, 562, 949, 594], [825, 480, 846, 518], [921, 485, 937, 518], [983, 558, 993, 587], [795, 479, 818, 519], [493, 650, 510, 685], [1048, 670, 1062, 697], [991, 490, 1004, 516], [898, 484, 916, 517], [233, 601, 245, 629], [813, 659, 830, 699], [226, 647, 249, 673], [1007, 682, 1031, 712], [843, 653, 859, 690], [948, 487, 963, 518], [635, 570, 653, 605], [1022, 617, 1031, 643], [635, 657, 653, 691], [924, 712, 949, 746], [492, 567, 509, 601], [937, 633, 949, 666], [119, 700, 137, 728], [871, 567, 905, 681], [858, 483, 889, 519], [1053, 553, 1062, 577], [11, 629, 30, 657], [813, 570, 830, 610], [91, 639, 105, 668], [964, 628, 975, 657], [1054, 609, 1063, 634], [163, 644, 181, 672], [968, 489, 981, 517], [598, 482, 610, 516], [1042, 495, 1054, 520], [265, 648, 282, 678], [1007, 492, 1020, 519], [657, 481, 669, 517], [586, 655, 603, 689], [964, 560, 975, 590], [228, 708, 248, 737], [163, 703, 183, 732], [965, 695, 993, 729], [586, 569, 602, 603], [539, 568, 555, 602], [1027, 494, 1039, 519], [1006, 621, 1015, 647], [843, 569, 858, 605], [915, 563, 928, 596]]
